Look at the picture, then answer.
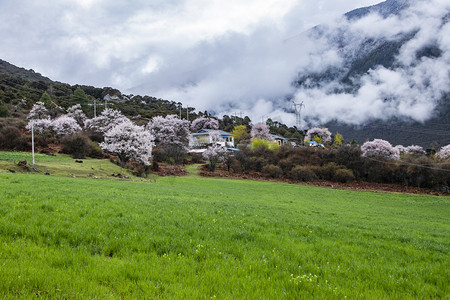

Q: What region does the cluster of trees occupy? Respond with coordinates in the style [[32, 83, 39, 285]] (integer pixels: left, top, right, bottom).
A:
[[215, 142, 449, 192], [1, 88, 449, 190]]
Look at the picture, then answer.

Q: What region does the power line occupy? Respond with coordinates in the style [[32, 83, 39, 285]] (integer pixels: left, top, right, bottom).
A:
[[365, 157, 450, 172]]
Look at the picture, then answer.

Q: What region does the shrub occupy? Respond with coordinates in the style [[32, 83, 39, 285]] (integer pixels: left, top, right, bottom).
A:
[[309, 162, 339, 180], [88, 140, 103, 158], [289, 166, 318, 182], [334, 169, 355, 183], [0, 103, 9, 117], [0, 126, 29, 151], [250, 138, 271, 150], [190, 153, 204, 164], [262, 164, 282, 178], [61, 133, 91, 159], [125, 160, 150, 178]]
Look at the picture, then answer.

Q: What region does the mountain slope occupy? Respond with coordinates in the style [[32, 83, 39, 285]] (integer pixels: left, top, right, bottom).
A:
[[0, 59, 52, 83], [294, 0, 450, 148]]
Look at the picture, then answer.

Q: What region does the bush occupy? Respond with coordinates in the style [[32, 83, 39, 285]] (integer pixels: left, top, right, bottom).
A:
[[190, 153, 204, 164], [289, 166, 318, 182], [334, 169, 355, 183], [125, 160, 150, 178], [0, 103, 9, 117], [61, 133, 91, 159], [311, 162, 338, 180], [88, 140, 104, 158], [262, 164, 282, 178], [0, 126, 29, 151], [250, 138, 271, 150]]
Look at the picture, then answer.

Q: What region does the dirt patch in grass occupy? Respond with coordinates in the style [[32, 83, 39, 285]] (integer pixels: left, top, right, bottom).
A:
[[154, 164, 187, 177]]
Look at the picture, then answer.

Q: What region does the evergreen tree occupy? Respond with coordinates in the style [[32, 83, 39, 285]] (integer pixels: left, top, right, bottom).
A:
[[71, 87, 88, 106]]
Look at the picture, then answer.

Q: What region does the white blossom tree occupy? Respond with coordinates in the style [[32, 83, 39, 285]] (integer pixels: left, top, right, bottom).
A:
[[148, 115, 190, 149], [209, 130, 224, 144], [147, 115, 190, 164], [304, 127, 332, 144], [361, 139, 400, 160], [25, 118, 52, 135], [51, 115, 82, 137], [84, 108, 129, 134], [202, 144, 227, 171], [395, 145, 407, 154], [27, 101, 49, 120], [100, 121, 155, 167], [67, 104, 87, 126], [436, 144, 450, 159], [405, 145, 426, 155], [191, 116, 219, 132], [251, 123, 273, 141]]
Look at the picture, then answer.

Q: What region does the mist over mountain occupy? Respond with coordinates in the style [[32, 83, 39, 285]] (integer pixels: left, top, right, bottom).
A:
[[290, 0, 450, 147]]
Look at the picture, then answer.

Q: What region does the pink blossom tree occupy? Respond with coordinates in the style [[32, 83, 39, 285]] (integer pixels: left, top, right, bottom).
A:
[[148, 115, 190, 149], [84, 108, 129, 134], [147, 115, 190, 164], [51, 115, 82, 137], [209, 130, 224, 144], [25, 118, 52, 135], [251, 123, 273, 141], [361, 139, 400, 160], [67, 104, 87, 126], [395, 145, 407, 154], [100, 121, 155, 167], [27, 101, 49, 120], [304, 127, 332, 144], [191, 116, 219, 132], [436, 145, 450, 159], [405, 145, 426, 155], [202, 145, 227, 171]]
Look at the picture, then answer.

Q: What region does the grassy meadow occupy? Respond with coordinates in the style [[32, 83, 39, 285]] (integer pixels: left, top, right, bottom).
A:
[[0, 151, 148, 181], [0, 170, 448, 299]]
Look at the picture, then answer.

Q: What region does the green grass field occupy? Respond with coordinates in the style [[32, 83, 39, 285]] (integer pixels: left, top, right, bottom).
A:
[[0, 151, 150, 181], [0, 172, 448, 299]]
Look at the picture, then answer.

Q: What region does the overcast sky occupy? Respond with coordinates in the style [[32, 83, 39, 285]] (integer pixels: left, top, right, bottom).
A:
[[0, 1, 379, 84], [2, 0, 448, 127]]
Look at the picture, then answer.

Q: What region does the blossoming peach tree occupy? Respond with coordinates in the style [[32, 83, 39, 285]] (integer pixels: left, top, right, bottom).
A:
[[250, 123, 273, 141], [147, 115, 190, 164], [100, 120, 155, 167], [202, 145, 227, 171], [84, 108, 130, 135], [361, 139, 400, 160], [191, 116, 219, 132], [304, 127, 332, 144]]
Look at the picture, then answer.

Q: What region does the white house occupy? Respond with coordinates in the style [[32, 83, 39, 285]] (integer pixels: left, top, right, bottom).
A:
[[190, 129, 235, 148]]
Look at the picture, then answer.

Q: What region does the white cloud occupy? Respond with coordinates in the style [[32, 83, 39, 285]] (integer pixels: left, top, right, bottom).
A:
[[0, 0, 447, 127]]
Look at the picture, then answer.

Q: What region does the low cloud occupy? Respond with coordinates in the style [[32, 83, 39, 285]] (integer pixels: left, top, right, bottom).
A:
[[1, 0, 447, 127], [293, 0, 450, 127]]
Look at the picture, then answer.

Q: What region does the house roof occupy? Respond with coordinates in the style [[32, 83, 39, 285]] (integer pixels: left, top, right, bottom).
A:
[[308, 141, 324, 146], [271, 134, 288, 141], [192, 129, 233, 137]]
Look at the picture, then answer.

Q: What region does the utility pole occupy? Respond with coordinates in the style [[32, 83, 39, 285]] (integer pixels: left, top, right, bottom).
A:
[[186, 106, 189, 120], [292, 101, 305, 130], [31, 122, 35, 165], [179, 105, 182, 119], [94, 99, 97, 117]]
